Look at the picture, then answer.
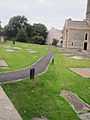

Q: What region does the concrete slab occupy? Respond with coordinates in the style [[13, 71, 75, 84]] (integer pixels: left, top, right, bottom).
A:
[[6, 49, 16, 52], [70, 56, 84, 60], [79, 113, 90, 120], [0, 86, 22, 120], [0, 60, 8, 67], [60, 90, 90, 120], [32, 117, 48, 120], [70, 68, 90, 78]]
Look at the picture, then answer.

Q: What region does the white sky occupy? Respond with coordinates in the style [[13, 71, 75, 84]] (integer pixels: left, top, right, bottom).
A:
[[0, 0, 87, 30]]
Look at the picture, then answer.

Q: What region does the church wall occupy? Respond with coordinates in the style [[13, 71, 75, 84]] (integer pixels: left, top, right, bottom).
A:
[[87, 32, 90, 51], [67, 29, 84, 49], [63, 29, 68, 48], [63, 28, 90, 50]]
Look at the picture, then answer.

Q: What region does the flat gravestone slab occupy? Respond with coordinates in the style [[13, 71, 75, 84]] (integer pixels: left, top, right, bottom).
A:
[[32, 117, 48, 120], [6, 49, 16, 52], [6, 47, 21, 53], [70, 56, 84, 60], [12, 47, 21, 50], [26, 49, 37, 53], [70, 68, 90, 78], [63, 54, 73, 57], [60, 90, 90, 113], [79, 113, 90, 120], [0, 60, 8, 67], [60, 90, 90, 120]]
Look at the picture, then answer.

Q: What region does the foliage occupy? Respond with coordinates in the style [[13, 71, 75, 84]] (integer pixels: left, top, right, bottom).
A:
[[32, 23, 48, 39], [31, 23, 48, 45], [31, 35, 45, 45], [52, 39, 59, 46], [16, 28, 28, 42], [4, 16, 28, 39], [4, 17, 48, 45], [0, 21, 2, 31]]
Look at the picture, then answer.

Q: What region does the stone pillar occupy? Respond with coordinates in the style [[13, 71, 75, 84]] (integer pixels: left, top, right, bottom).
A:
[[86, 0, 90, 20]]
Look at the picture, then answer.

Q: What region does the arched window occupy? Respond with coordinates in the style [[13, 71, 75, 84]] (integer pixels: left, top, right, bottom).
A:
[[85, 33, 88, 40], [61, 41, 63, 44]]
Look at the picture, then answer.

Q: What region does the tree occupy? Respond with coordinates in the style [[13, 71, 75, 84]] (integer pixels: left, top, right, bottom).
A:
[[4, 16, 28, 39], [52, 39, 59, 46], [3, 16, 48, 45], [25, 24, 33, 39], [0, 21, 2, 31], [32, 23, 47, 44], [16, 28, 28, 42], [32, 35, 45, 45]]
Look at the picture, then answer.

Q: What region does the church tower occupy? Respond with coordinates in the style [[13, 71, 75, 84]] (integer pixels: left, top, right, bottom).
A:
[[86, 0, 90, 20]]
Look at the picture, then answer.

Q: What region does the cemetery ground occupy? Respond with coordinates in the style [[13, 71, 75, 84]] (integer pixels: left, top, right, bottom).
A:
[[0, 41, 48, 72], [1, 46, 90, 120]]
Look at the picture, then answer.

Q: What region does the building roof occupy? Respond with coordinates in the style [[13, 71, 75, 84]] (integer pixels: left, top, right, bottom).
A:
[[64, 18, 90, 29]]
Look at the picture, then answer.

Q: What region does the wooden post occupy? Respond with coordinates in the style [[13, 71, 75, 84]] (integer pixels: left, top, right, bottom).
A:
[[30, 68, 35, 80], [13, 39, 16, 45], [52, 57, 54, 64]]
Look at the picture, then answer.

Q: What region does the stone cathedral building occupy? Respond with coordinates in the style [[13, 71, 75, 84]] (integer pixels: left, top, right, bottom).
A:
[[63, 0, 90, 51]]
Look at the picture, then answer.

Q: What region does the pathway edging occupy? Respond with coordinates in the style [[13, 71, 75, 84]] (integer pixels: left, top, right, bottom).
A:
[[0, 86, 22, 120]]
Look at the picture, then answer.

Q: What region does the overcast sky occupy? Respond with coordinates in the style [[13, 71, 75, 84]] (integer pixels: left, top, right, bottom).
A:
[[0, 0, 87, 29]]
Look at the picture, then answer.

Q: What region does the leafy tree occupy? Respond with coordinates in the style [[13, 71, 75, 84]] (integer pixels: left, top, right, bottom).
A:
[[4, 16, 28, 38], [52, 39, 59, 46], [32, 23, 48, 44], [3, 16, 48, 45], [16, 28, 28, 42], [33, 24, 47, 38], [32, 35, 45, 45], [26, 24, 33, 37], [0, 21, 2, 31]]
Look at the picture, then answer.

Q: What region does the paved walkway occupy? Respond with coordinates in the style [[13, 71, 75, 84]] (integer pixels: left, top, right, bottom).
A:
[[0, 53, 53, 120], [0, 52, 53, 83], [0, 86, 22, 120]]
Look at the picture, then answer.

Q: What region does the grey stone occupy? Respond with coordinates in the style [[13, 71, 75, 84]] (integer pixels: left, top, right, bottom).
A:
[[0, 87, 22, 120], [0, 60, 8, 67], [32, 117, 48, 120]]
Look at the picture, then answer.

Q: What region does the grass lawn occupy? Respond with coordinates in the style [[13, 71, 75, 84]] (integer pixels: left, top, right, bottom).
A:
[[0, 41, 48, 72], [2, 47, 90, 120]]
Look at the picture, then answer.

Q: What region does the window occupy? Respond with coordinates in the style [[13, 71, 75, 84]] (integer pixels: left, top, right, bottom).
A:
[[72, 42, 73, 46], [61, 41, 63, 44], [85, 33, 88, 40]]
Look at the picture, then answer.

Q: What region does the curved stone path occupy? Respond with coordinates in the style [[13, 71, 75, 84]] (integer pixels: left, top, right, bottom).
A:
[[0, 52, 53, 83]]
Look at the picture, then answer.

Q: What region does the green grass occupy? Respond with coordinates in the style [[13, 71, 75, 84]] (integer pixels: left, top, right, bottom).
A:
[[0, 41, 48, 72], [2, 47, 90, 120]]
